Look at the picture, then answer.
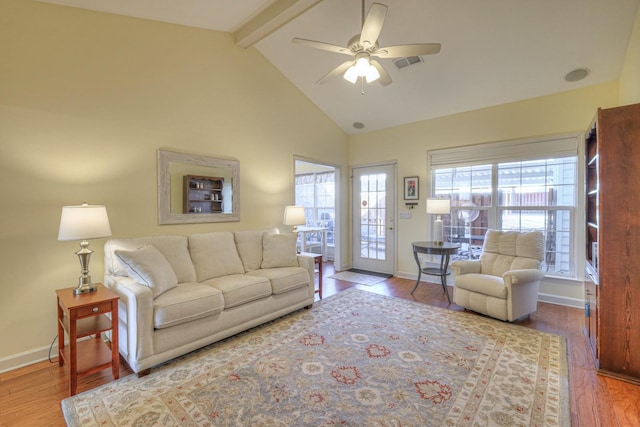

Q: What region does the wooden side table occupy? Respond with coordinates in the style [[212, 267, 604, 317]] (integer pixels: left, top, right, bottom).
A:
[[411, 242, 460, 304], [300, 251, 323, 299], [56, 284, 119, 395]]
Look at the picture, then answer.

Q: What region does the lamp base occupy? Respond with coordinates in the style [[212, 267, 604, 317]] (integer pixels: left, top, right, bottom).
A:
[[433, 217, 444, 245], [73, 241, 97, 294], [73, 282, 97, 295]]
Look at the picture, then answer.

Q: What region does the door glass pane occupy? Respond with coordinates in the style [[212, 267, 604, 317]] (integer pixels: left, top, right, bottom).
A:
[[360, 173, 386, 261]]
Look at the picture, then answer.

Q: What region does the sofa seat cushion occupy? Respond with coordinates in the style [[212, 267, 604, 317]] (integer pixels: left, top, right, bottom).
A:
[[153, 283, 224, 329], [202, 274, 271, 308], [454, 273, 508, 299], [247, 267, 310, 295]]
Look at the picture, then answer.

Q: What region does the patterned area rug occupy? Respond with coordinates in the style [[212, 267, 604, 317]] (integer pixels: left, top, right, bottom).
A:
[[62, 289, 570, 426], [328, 271, 387, 285]]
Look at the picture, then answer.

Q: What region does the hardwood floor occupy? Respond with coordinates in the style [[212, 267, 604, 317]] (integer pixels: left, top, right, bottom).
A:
[[1, 263, 638, 426]]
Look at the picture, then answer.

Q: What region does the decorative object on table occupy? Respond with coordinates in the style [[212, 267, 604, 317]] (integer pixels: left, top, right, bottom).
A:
[[58, 203, 112, 294], [283, 205, 306, 232], [451, 230, 545, 322], [61, 288, 569, 427], [426, 198, 450, 245], [403, 176, 419, 200]]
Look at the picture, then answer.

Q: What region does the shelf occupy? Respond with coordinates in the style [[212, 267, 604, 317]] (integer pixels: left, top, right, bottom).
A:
[[583, 103, 640, 383], [62, 338, 113, 376], [183, 174, 224, 214], [61, 313, 113, 339]]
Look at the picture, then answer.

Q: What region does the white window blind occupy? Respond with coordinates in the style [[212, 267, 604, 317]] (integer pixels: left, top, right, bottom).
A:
[[428, 134, 579, 169]]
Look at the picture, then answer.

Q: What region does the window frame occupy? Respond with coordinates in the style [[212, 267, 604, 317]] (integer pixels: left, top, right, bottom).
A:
[[294, 171, 335, 245], [427, 134, 581, 279]]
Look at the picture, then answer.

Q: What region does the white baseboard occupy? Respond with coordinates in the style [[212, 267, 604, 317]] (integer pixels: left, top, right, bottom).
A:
[[537, 293, 583, 309], [0, 336, 104, 374], [0, 343, 58, 374]]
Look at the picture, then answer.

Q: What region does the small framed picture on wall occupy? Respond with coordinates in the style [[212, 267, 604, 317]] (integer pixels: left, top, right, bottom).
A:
[[404, 176, 419, 200]]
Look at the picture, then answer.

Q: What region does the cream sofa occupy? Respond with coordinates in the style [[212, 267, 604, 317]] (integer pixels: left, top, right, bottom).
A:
[[103, 229, 315, 375]]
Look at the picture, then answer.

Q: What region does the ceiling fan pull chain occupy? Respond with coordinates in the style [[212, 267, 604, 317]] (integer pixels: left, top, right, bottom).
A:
[[361, 77, 366, 95]]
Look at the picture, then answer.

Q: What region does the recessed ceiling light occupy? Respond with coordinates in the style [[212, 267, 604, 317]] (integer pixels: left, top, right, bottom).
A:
[[353, 122, 365, 129], [565, 68, 590, 82]]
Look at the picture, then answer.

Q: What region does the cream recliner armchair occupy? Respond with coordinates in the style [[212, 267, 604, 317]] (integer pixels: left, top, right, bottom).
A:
[[451, 230, 545, 322]]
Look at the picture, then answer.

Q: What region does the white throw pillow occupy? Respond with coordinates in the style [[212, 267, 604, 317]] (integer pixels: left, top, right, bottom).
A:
[[261, 233, 298, 269], [115, 245, 178, 297]]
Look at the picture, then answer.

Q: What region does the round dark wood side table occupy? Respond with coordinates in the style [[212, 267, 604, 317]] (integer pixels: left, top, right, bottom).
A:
[[411, 241, 460, 304]]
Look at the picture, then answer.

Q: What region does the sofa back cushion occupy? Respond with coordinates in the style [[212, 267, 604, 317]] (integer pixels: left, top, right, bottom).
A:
[[261, 233, 298, 268], [480, 230, 544, 276], [105, 235, 197, 283], [189, 232, 245, 281], [234, 228, 278, 272]]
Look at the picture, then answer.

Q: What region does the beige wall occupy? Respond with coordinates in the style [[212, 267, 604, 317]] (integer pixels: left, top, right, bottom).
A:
[[620, 4, 640, 104], [2, 0, 639, 370], [0, 0, 348, 366], [348, 82, 620, 303]]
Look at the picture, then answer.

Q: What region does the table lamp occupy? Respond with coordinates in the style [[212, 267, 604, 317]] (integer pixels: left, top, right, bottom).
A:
[[426, 198, 450, 245], [58, 203, 112, 294], [283, 205, 306, 232]]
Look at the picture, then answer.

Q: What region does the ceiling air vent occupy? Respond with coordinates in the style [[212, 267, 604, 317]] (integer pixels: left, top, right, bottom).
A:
[[393, 56, 424, 70]]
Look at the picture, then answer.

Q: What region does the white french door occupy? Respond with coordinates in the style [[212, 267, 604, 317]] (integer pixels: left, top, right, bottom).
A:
[[351, 164, 396, 274]]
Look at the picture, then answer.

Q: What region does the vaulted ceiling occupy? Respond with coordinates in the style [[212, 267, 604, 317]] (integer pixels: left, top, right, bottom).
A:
[[39, 0, 640, 134]]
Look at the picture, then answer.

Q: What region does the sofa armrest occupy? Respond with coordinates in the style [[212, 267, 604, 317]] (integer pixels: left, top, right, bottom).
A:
[[503, 269, 545, 285], [104, 276, 155, 370], [296, 254, 315, 287], [450, 260, 482, 277]]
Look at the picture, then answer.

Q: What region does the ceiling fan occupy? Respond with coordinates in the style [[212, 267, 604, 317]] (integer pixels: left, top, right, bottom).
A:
[[292, 0, 441, 87]]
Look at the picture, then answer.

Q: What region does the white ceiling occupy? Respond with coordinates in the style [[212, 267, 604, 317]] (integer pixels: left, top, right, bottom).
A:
[[38, 0, 640, 134]]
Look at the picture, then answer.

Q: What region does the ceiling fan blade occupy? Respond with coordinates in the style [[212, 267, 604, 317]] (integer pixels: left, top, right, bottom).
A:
[[373, 43, 442, 58], [360, 3, 387, 48], [292, 38, 351, 55], [370, 60, 392, 86], [316, 60, 354, 85]]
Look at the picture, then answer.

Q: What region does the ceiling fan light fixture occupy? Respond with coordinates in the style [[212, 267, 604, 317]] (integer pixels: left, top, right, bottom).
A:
[[355, 56, 370, 76], [365, 64, 380, 83], [343, 66, 359, 83]]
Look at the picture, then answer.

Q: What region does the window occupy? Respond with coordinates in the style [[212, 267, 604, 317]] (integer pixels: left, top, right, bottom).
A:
[[429, 135, 579, 278], [295, 171, 335, 245]]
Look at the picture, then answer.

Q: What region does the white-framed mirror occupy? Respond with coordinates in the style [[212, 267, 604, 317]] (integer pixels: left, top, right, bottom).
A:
[[157, 149, 240, 224]]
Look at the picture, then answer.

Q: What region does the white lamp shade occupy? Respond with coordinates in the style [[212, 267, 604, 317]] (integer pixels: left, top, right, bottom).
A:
[[426, 198, 451, 215], [365, 64, 380, 83], [355, 56, 370, 76], [343, 65, 358, 83], [58, 204, 112, 241], [283, 205, 306, 226]]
